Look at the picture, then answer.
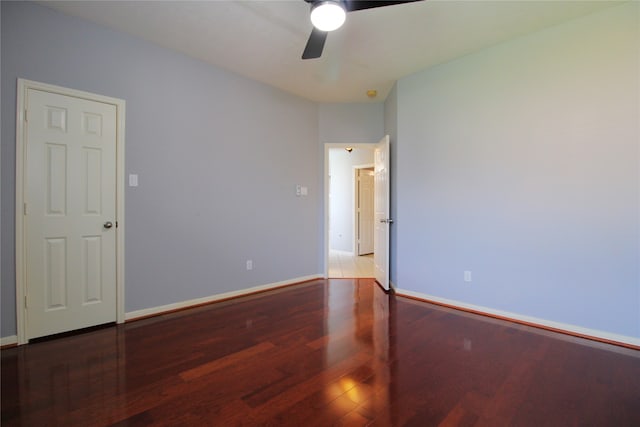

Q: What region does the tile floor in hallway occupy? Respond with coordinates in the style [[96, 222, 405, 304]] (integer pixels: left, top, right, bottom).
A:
[[328, 249, 374, 278]]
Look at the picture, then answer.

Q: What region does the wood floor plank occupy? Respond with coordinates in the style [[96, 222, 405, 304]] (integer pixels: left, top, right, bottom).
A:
[[179, 341, 275, 381], [2, 278, 640, 426]]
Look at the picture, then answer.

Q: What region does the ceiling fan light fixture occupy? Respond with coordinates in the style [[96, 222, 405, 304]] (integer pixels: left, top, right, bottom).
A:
[[310, 1, 346, 32]]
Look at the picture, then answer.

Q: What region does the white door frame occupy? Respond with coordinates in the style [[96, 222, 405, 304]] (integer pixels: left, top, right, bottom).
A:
[[15, 78, 126, 345], [323, 143, 376, 278]]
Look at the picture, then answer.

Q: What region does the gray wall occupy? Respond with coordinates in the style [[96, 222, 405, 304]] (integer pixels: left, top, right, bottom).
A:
[[319, 103, 384, 144], [1, 2, 321, 337], [394, 3, 639, 338]]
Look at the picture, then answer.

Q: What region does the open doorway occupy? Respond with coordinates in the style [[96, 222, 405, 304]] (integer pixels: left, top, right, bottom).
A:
[[326, 146, 375, 278]]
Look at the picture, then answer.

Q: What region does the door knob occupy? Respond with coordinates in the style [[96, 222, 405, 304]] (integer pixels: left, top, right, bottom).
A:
[[103, 221, 113, 229]]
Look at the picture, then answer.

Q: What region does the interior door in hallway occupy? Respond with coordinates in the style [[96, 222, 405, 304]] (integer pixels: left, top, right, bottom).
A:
[[24, 88, 117, 339], [374, 135, 391, 291], [357, 168, 374, 255]]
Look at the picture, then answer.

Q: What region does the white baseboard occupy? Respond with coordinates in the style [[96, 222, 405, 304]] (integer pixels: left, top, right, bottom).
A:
[[125, 274, 324, 321], [1, 335, 18, 347], [396, 288, 640, 348]]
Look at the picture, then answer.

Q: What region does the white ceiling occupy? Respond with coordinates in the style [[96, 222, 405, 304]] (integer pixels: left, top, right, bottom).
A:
[[41, 0, 623, 103]]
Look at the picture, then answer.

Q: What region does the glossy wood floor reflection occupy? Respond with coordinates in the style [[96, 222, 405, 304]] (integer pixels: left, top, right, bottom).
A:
[[2, 279, 640, 426]]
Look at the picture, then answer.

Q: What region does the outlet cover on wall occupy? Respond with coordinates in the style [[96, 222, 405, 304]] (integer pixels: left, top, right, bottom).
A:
[[246, 260, 253, 271], [295, 185, 308, 197]]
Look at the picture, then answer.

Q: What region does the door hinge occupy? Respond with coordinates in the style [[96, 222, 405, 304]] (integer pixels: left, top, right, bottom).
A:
[[24, 109, 29, 122], [115, 221, 119, 228], [23, 203, 28, 215], [24, 295, 28, 309]]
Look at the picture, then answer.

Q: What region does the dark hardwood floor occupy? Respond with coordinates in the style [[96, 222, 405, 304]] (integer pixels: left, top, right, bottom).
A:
[[2, 278, 639, 426]]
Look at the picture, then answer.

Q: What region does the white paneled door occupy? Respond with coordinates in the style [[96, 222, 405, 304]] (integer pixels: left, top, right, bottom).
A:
[[374, 136, 391, 290], [357, 168, 374, 255], [25, 88, 117, 339]]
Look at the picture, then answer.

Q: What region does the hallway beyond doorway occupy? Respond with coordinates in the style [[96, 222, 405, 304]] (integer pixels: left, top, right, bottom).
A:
[[328, 250, 374, 278]]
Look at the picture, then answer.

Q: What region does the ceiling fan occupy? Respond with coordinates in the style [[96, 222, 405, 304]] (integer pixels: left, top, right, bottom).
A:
[[302, 0, 422, 60]]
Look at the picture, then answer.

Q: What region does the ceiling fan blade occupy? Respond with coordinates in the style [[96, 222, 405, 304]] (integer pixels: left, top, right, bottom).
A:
[[302, 27, 328, 59], [344, 0, 422, 12]]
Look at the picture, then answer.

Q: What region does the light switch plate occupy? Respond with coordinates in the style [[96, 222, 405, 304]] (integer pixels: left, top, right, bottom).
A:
[[129, 174, 138, 187]]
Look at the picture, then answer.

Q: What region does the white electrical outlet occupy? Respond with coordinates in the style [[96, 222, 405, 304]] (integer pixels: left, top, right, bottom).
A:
[[246, 260, 253, 271], [464, 270, 472, 282]]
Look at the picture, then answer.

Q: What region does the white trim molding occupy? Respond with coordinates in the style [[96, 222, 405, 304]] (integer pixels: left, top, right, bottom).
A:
[[1, 336, 18, 347], [125, 275, 323, 321], [396, 288, 640, 348], [15, 79, 126, 345]]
